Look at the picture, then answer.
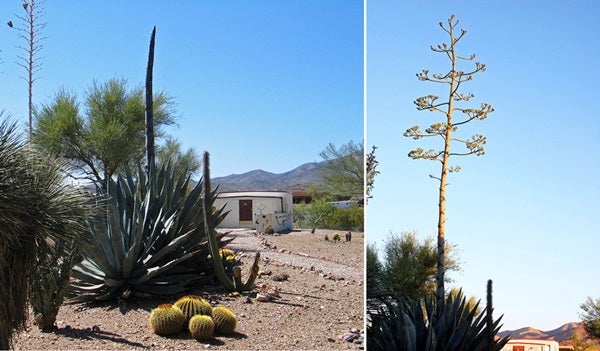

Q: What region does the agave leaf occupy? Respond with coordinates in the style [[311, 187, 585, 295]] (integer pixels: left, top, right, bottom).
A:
[[121, 224, 145, 279], [142, 220, 193, 268], [103, 277, 126, 288], [129, 249, 198, 285], [69, 283, 107, 291]]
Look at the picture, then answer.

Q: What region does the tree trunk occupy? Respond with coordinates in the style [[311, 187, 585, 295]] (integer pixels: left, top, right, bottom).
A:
[[145, 27, 156, 180]]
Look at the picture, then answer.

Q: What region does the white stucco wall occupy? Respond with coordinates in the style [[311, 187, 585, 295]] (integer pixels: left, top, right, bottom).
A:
[[214, 191, 293, 232]]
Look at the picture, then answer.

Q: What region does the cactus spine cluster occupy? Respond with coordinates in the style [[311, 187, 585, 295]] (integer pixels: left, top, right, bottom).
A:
[[212, 306, 237, 335], [149, 304, 186, 336], [149, 297, 238, 340], [188, 315, 215, 340], [174, 295, 212, 323]]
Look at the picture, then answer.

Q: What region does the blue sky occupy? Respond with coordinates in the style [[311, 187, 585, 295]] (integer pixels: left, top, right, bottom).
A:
[[367, 1, 600, 330], [0, 1, 363, 178]]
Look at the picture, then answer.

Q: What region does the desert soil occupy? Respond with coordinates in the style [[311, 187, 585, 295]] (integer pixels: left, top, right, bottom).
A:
[[13, 229, 364, 350]]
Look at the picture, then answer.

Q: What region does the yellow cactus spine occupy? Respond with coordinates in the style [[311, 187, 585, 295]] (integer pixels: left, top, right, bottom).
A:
[[188, 315, 215, 340], [212, 306, 237, 334], [173, 295, 212, 322], [148, 304, 185, 336]]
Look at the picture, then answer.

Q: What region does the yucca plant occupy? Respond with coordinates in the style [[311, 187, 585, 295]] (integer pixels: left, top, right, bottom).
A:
[[26, 137, 100, 332], [367, 286, 509, 351], [69, 162, 228, 301], [0, 119, 93, 348]]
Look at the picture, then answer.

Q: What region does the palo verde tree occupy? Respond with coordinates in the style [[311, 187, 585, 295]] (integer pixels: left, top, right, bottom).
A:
[[403, 15, 494, 305], [319, 140, 364, 199], [157, 137, 201, 178], [9, 0, 47, 140], [32, 78, 176, 190], [366, 145, 379, 202], [580, 296, 600, 340]]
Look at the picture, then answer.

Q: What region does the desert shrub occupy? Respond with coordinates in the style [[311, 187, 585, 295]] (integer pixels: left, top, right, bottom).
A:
[[293, 200, 336, 233], [323, 205, 364, 231]]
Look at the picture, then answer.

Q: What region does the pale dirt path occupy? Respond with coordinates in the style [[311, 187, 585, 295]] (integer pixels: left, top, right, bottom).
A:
[[222, 229, 364, 283]]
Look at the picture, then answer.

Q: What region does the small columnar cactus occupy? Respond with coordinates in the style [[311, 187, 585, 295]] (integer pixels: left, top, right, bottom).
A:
[[173, 295, 212, 322], [188, 315, 215, 340], [149, 304, 186, 336], [212, 306, 237, 334]]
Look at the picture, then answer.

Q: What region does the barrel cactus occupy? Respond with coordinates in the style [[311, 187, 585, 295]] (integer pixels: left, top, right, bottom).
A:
[[220, 248, 235, 258], [212, 306, 237, 334], [188, 315, 215, 340], [173, 295, 212, 322], [149, 304, 186, 336]]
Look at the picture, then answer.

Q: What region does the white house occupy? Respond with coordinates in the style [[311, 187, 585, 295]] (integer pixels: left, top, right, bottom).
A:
[[214, 191, 294, 233], [501, 339, 560, 351]]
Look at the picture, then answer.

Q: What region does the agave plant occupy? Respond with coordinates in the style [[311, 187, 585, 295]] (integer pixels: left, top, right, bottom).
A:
[[367, 287, 509, 351], [69, 162, 228, 301]]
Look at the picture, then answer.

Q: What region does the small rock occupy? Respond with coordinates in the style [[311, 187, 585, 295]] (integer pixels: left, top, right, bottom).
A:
[[268, 289, 280, 297], [341, 334, 356, 342], [272, 273, 289, 281], [256, 293, 272, 302]]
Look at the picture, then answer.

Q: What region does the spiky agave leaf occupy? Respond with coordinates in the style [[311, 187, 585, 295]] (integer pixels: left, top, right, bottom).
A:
[[70, 162, 227, 301], [367, 291, 509, 351]]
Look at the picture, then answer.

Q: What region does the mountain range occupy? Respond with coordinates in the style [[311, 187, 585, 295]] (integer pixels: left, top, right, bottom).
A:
[[211, 161, 326, 192]]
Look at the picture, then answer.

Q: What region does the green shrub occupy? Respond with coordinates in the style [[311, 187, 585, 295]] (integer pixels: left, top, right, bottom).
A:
[[323, 206, 364, 231]]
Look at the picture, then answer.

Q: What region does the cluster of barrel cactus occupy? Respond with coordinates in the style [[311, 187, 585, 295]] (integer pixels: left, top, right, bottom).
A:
[[148, 295, 237, 340]]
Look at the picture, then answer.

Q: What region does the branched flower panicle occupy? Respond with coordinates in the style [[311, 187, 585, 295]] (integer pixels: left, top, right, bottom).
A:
[[404, 14, 494, 306]]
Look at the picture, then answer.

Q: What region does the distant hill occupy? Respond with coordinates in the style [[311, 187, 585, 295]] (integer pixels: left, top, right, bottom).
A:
[[498, 322, 595, 346], [210, 161, 326, 192]]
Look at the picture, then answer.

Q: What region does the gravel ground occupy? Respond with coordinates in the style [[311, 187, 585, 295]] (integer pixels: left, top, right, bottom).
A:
[[13, 229, 364, 350]]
